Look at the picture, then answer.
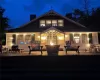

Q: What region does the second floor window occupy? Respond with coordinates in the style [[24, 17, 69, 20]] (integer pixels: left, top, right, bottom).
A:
[[40, 20, 45, 27], [52, 20, 57, 26], [40, 20, 63, 27], [46, 20, 52, 26]]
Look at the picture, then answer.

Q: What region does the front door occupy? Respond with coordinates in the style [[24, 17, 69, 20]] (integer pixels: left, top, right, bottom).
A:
[[47, 34, 57, 45]]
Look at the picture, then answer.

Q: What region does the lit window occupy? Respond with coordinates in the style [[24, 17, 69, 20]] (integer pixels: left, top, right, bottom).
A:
[[58, 20, 63, 27], [40, 20, 45, 27], [52, 20, 57, 26], [46, 20, 51, 26], [74, 34, 80, 43], [17, 35, 24, 44]]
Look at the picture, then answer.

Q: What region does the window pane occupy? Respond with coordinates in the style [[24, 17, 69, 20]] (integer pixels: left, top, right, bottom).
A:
[[58, 23, 63, 26], [40, 24, 45, 26], [17, 35, 24, 44], [58, 20, 63, 26], [52, 20, 57, 23], [25, 35, 31, 44], [46, 20, 51, 24], [58, 20, 63, 23], [82, 34, 87, 43], [40, 20, 45, 23]]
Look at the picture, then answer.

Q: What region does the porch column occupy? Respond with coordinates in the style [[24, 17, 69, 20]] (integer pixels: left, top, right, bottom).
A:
[[87, 33, 89, 44], [40, 33, 41, 45], [79, 33, 82, 44], [64, 33, 66, 45], [92, 32, 98, 44]]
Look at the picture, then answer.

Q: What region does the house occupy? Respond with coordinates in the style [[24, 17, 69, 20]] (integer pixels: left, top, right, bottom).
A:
[[6, 10, 99, 51]]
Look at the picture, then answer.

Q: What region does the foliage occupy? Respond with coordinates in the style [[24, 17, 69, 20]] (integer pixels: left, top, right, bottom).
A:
[[0, 6, 10, 45]]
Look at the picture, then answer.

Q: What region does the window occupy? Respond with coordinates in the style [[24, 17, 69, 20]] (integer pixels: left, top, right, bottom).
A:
[[40, 20, 45, 27], [46, 20, 51, 26], [82, 34, 87, 43], [25, 35, 31, 44], [52, 20, 57, 26], [58, 20, 63, 27], [17, 35, 24, 44], [40, 19, 64, 27], [74, 34, 80, 43]]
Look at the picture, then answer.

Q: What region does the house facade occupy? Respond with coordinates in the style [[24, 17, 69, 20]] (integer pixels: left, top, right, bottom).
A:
[[6, 10, 99, 51]]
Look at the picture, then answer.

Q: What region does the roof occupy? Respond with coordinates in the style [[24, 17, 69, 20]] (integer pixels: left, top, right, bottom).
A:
[[7, 10, 91, 33]]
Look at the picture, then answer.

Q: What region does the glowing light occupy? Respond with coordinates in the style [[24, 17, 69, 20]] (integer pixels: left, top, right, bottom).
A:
[[23, 34, 26, 36], [10, 43, 14, 46], [10, 37, 13, 40], [16, 34, 19, 36], [50, 41, 54, 46], [80, 33, 82, 35], [38, 36, 40, 38], [72, 33, 74, 35], [87, 44, 90, 47], [87, 38, 90, 40], [65, 35, 68, 37], [41, 36, 46, 40], [74, 36, 80, 38], [58, 37, 63, 40]]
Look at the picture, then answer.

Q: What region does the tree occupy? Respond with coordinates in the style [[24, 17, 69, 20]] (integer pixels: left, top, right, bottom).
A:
[[0, 6, 10, 45]]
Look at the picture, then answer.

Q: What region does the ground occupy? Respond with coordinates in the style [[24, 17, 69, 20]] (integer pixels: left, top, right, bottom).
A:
[[1, 55, 100, 79]]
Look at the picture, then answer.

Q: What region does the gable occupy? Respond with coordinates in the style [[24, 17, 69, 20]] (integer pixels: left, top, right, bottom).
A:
[[8, 10, 91, 32]]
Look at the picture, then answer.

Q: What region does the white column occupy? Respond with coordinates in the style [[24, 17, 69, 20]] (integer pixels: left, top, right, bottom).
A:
[[79, 33, 82, 44]]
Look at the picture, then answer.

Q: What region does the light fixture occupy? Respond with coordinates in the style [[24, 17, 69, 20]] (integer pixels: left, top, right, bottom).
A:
[[38, 36, 40, 38], [65, 35, 68, 37], [23, 34, 26, 36], [16, 34, 19, 36], [50, 41, 54, 46]]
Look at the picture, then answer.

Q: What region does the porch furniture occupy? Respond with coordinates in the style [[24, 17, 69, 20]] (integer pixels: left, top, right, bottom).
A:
[[9, 45, 20, 53], [2, 48, 8, 53], [45, 45, 60, 56], [64, 46, 80, 54], [28, 46, 43, 55]]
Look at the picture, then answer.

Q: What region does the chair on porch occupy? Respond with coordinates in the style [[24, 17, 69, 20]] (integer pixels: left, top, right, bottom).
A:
[[9, 45, 20, 53]]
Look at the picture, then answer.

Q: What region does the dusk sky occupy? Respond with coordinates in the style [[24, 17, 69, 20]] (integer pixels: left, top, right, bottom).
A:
[[0, 0, 100, 28]]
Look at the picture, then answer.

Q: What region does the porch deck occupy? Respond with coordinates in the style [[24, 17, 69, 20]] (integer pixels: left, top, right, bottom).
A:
[[1, 51, 100, 56]]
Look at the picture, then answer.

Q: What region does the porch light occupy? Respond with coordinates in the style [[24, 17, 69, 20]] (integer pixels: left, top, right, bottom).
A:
[[16, 34, 19, 36], [23, 34, 26, 36], [65, 35, 68, 37], [50, 41, 54, 46], [38, 36, 40, 38]]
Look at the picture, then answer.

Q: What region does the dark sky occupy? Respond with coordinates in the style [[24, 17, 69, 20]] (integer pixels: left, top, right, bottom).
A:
[[0, 0, 100, 28]]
